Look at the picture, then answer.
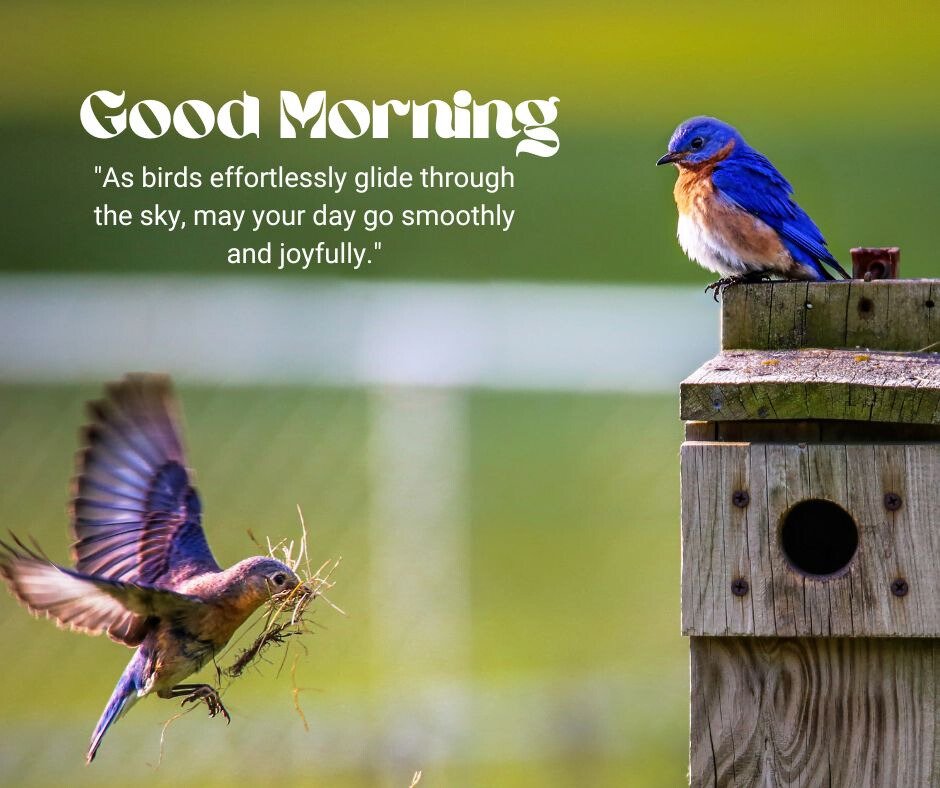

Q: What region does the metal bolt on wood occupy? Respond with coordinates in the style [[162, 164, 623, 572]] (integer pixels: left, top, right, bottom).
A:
[[891, 578, 910, 597], [885, 492, 903, 511]]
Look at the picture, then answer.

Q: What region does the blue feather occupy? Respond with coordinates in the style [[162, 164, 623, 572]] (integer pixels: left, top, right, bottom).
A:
[[72, 376, 221, 593], [712, 148, 848, 280], [87, 647, 148, 762]]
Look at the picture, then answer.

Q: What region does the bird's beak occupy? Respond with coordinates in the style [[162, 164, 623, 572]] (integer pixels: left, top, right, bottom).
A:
[[656, 151, 683, 166]]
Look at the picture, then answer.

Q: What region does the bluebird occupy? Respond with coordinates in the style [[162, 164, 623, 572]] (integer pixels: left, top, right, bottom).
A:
[[657, 116, 848, 297], [0, 375, 305, 763]]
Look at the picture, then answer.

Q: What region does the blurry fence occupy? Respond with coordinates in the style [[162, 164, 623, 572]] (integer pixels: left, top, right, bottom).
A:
[[0, 276, 715, 390]]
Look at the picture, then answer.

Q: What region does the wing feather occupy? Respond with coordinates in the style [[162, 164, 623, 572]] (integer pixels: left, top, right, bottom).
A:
[[70, 375, 220, 587], [0, 538, 202, 645], [713, 150, 849, 279], [2, 375, 222, 647]]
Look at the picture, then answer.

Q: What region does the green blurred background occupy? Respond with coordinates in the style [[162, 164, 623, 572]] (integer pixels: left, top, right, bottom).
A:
[[0, 1, 938, 786]]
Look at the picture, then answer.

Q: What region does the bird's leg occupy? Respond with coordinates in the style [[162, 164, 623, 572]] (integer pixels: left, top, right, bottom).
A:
[[704, 272, 772, 301], [166, 683, 231, 724]]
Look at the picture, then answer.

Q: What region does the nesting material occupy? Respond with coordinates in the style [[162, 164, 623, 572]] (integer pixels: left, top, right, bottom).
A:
[[223, 561, 339, 679], [223, 512, 343, 680]]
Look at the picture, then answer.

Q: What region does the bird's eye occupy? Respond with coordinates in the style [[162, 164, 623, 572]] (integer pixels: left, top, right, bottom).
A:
[[272, 573, 286, 586], [690, 137, 705, 151]]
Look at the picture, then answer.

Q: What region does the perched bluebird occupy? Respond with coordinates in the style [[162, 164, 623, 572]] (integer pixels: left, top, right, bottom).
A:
[[657, 116, 848, 296], [0, 375, 305, 763]]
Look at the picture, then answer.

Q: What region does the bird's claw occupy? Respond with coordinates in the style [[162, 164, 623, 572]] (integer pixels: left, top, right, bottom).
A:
[[181, 685, 231, 724], [704, 277, 739, 301], [705, 273, 772, 301]]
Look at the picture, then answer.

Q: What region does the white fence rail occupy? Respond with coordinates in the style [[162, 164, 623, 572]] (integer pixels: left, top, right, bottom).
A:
[[0, 276, 716, 391]]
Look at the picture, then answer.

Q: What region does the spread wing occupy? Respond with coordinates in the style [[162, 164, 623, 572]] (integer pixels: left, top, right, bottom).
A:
[[71, 374, 220, 590], [713, 150, 849, 280], [0, 537, 203, 644]]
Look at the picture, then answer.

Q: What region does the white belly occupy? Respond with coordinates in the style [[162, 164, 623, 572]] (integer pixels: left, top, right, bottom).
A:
[[677, 213, 755, 277]]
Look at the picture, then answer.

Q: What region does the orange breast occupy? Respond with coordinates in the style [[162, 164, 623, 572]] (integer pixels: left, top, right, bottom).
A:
[[672, 139, 736, 216], [674, 168, 714, 217], [204, 590, 270, 646]]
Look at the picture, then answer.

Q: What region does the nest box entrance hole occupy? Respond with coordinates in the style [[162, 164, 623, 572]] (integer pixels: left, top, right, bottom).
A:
[[780, 498, 859, 578]]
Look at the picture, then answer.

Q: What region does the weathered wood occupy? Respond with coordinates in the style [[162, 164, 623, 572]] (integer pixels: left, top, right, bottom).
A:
[[681, 441, 940, 637], [690, 636, 940, 787], [687, 279, 940, 787], [684, 421, 715, 441], [684, 419, 940, 442], [721, 280, 939, 352], [681, 348, 940, 424]]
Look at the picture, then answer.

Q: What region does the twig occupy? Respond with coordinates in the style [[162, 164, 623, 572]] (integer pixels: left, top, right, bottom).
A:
[[290, 654, 311, 731]]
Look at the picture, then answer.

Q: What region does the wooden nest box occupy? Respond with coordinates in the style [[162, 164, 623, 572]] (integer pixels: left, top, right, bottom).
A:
[[680, 261, 940, 786]]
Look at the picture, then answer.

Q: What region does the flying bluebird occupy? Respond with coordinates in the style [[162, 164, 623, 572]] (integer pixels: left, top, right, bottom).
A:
[[657, 116, 849, 297], [0, 375, 305, 763]]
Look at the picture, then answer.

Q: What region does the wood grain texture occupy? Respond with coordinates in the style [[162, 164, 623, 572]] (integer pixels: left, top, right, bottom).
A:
[[690, 637, 940, 787], [721, 280, 940, 352], [681, 442, 940, 637], [681, 349, 940, 424]]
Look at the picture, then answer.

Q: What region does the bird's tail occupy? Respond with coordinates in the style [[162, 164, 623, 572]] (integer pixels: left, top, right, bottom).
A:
[[87, 651, 146, 763], [825, 254, 851, 280]]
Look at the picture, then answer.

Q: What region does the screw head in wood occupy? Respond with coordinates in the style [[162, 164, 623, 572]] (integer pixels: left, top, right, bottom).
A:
[[732, 490, 750, 508], [731, 578, 749, 597], [891, 578, 909, 597], [884, 492, 903, 511]]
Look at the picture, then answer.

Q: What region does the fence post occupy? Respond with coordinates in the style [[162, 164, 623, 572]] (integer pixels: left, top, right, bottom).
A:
[[679, 261, 940, 785]]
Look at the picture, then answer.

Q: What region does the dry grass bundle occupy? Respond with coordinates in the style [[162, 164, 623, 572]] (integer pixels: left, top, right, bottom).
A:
[[223, 506, 343, 680]]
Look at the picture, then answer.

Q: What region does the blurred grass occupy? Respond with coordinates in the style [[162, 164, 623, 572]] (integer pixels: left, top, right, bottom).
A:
[[2, 1, 938, 120], [0, 384, 686, 786]]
